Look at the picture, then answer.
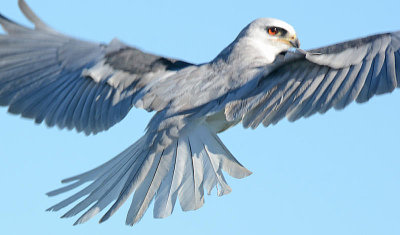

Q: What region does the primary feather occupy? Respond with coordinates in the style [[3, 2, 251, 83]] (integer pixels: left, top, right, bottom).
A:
[[0, 0, 399, 227]]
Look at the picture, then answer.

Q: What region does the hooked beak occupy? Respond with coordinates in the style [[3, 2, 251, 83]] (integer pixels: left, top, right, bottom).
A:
[[289, 37, 300, 48], [289, 36, 300, 48]]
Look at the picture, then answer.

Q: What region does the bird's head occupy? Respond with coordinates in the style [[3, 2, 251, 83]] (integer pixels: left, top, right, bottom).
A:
[[232, 18, 299, 64]]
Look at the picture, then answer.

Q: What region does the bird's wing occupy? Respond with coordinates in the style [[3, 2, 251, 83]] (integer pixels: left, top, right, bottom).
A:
[[0, 0, 192, 135], [225, 31, 400, 128]]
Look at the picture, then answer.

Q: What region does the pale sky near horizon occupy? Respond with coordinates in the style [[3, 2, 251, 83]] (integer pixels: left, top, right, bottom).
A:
[[0, 0, 400, 234]]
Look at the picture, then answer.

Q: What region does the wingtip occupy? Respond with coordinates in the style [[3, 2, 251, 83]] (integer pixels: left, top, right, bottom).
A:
[[17, 0, 54, 32], [73, 219, 83, 226], [60, 178, 74, 184], [99, 209, 117, 224], [46, 189, 60, 197], [98, 216, 108, 224], [0, 1, 39, 34], [60, 212, 74, 219]]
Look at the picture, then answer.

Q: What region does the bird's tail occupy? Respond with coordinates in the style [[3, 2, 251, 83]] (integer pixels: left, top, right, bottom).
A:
[[46, 123, 252, 225]]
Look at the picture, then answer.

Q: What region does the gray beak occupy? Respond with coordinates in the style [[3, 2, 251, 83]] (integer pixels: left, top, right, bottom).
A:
[[290, 38, 300, 48]]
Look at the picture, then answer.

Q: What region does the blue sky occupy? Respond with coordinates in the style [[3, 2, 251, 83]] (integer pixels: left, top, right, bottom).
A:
[[0, 0, 400, 234]]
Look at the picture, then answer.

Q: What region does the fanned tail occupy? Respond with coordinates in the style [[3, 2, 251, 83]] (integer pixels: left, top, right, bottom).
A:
[[47, 123, 252, 226]]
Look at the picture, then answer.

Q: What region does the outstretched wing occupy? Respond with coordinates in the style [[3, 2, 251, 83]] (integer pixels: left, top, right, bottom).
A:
[[225, 31, 400, 128], [0, 0, 193, 135]]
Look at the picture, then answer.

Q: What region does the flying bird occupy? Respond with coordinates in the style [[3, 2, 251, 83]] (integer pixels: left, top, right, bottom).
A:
[[1, 0, 399, 226]]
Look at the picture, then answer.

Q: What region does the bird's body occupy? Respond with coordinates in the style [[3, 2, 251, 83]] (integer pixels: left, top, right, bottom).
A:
[[1, 0, 399, 227]]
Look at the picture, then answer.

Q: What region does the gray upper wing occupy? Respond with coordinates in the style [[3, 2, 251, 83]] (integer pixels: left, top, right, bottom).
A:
[[0, 0, 192, 135], [225, 31, 400, 128]]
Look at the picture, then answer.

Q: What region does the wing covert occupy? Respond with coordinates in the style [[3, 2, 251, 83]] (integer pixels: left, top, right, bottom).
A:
[[0, 0, 192, 135], [225, 31, 400, 128]]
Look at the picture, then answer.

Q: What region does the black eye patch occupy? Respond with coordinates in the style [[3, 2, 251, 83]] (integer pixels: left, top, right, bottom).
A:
[[266, 26, 288, 37]]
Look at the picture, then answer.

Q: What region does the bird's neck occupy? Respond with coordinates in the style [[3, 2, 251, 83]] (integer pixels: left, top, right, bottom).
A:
[[214, 37, 283, 68]]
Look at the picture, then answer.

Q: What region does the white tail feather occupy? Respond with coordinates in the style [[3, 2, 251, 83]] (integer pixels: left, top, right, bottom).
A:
[[47, 123, 252, 225]]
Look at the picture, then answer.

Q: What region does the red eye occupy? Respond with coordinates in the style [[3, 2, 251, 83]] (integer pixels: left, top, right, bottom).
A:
[[268, 27, 278, 36]]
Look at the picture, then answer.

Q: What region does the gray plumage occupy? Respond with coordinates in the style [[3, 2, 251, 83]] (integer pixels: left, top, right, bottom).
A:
[[1, 0, 399, 227], [225, 32, 400, 128]]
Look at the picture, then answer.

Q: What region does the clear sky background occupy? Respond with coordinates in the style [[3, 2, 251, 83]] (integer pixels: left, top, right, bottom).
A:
[[0, 0, 399, 234]]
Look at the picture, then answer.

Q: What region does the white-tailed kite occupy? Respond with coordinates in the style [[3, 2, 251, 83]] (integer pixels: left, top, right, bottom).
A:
[[0, 0, 399, 226]]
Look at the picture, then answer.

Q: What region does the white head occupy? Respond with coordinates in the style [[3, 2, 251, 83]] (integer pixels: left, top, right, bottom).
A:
[[244, 18, 298, 47], [227, 18, 299, 64]]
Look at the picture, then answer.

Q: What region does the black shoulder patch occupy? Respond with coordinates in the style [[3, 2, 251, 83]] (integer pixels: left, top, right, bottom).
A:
[[105, 47, 193, 75]]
